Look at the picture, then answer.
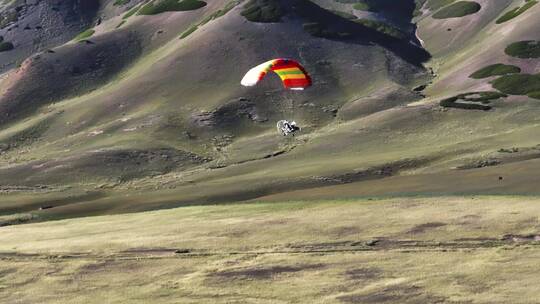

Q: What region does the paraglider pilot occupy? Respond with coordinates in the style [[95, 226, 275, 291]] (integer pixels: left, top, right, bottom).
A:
[[277, 120, 300, 136]]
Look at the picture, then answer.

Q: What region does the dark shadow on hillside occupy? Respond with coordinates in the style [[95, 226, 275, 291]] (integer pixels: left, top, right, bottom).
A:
[[284, 0, 430, 66], [359, 0, 417, 26]]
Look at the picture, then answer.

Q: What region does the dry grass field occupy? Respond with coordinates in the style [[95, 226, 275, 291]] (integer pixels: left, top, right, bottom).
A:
[[2, 196, 540, 303]]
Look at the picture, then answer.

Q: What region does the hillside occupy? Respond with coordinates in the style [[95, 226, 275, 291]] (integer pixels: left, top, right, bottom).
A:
[[1, 0, 540, 302], [0, 0, 537, 220]]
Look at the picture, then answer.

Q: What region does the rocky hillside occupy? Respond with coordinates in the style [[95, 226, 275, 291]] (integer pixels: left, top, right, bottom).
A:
[[0, 0, 539, 221]]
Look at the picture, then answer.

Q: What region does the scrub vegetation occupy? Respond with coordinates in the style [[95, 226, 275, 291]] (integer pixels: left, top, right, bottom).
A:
[[0, 40, 13, 52], [123, 5, 141, 19], [241, 0, 283, 23], [492, 73, 540, 96], [439, 91, 506, 110], [496, 0, 538, 24], [303, 22, 351, 39], [180, 25, 198, 39], [200, 1, 240, 26], [116, 20, 126, 28], [528, 91, 540, 100], [137, 0, 207, 15], [432, 1, 481, 19], [505, 40, 540, 58], [354, 19, 406, 39], [180, 1, 240, 39], [469, 63, 521, 79], [113, 0, 130, 6], [353, 2, 374, 11], [73, 29, 95, 41]]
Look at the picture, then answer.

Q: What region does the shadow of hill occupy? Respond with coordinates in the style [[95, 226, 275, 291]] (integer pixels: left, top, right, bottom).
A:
[[284, 0, 430, 66]]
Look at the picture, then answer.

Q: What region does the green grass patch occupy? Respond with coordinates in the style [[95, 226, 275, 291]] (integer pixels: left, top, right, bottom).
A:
[[123, 5, 141, 19], [505, 40, 540, 58], [0, 118, 51, 152], [492, 74, 540, 96], [353, 2, 374, 11], [180, 25, 198, 39], [200, 1, 239, 26], [241, 0, 283, 23], [302, 22, 351, 39], [496, 0, 538, 24], [114, 0, 130, 6], [73, 29, 95, 41], [180, 1, 240, 39], [0, 41, 13, 52], [469, 64, 521, 79], [432, 1, 481, 19], [0, 213, 35, 227], [116, 20, 126, 28], [440, 91, 507, 110], [137, 0, 207, 15], [528, 91, 540, 100], [354, 19, 406, 39]]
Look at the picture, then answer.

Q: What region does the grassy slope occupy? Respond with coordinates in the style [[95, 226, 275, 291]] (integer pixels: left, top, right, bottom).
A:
[[0, 0, 538, 220], [419, 0, 540, 95], [2, 2, 540, 300], [0, 1, 431, 213], [1, 196, 540, 303]]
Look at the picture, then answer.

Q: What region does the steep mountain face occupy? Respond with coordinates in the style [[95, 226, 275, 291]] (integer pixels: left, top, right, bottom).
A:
[[0, 0, 539, 219]]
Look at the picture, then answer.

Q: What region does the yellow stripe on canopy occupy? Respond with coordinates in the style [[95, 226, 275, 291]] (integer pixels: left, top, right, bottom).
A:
[[278, 73, 308, 80]]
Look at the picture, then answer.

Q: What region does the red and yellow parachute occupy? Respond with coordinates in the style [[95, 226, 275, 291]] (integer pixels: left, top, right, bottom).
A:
[[241, 58, 312, 90]]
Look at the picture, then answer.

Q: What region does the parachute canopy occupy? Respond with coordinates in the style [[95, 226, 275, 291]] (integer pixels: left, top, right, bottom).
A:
[[241, 59, 312, 90]]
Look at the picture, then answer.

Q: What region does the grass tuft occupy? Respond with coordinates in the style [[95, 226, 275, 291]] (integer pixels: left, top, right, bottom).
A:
[[505, 40, 540, 58], [0, 41, 14, 52], [527, 91, 540, 100], [114, 0, 130, 6], [73, 29, 95, 41], [123, 5, 141, 19], [138, 0, 207, 15], [496, 0, 538, 24], [492, 74, 540, 96], [180, 1, 240, 39], [354, 19, 406, 39], [180, 25, 198, 39], [469, 64, 521, 79], [439, 91, 507, 110], [303, 22, 351, 39], [353, 2, 375, 12], [432, 1, 481, 19], [241, 0, 283, 23], [116, 20, 126, 28]]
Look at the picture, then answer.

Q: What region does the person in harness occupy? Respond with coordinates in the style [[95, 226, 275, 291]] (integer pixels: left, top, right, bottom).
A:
[[277, 120, 300, 136]]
